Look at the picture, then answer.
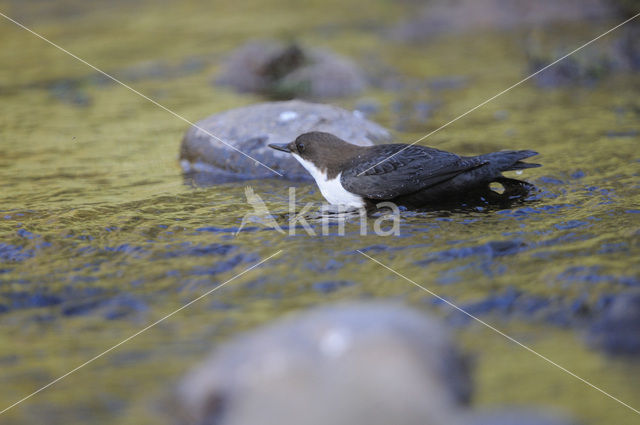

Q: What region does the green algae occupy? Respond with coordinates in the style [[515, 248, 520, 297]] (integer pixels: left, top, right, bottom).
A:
[[1, 1, 640, 424]]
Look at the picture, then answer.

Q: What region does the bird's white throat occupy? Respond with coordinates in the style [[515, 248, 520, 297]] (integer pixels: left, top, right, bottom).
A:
[[291, 153, 364, 208]]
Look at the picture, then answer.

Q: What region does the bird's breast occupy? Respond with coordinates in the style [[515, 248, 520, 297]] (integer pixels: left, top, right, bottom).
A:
[[291, 154, 364, 208], [317, 173, 365, 208]]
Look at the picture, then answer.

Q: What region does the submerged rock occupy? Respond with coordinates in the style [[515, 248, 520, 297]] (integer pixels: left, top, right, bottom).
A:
[[61, 293, 148, 320], [391, 0, 615, 41], [180, 100, 391, 182], [391, 0, 638, 86], [526, 24, 640, 88], [216, 41, 367, 99], [614, 25, 640, 72], [587, 291, 640, 356], [174, 303, 472, 425]]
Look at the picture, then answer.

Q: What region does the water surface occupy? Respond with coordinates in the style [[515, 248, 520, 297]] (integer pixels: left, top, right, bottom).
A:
[[1, 1, 639, 424]]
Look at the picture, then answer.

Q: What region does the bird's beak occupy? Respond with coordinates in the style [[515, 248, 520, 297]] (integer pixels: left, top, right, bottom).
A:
[[268, 143, 291, 153]]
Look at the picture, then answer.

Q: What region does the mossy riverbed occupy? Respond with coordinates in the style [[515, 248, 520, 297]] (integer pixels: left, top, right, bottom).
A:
[[1, 1, 639, 424]]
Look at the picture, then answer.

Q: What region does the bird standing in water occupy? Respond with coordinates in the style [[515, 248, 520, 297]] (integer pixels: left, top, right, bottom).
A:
[[269, 131, 540, 210]]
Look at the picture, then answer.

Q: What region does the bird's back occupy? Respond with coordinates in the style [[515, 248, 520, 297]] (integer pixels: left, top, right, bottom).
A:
[[345, 145, 541, 209]]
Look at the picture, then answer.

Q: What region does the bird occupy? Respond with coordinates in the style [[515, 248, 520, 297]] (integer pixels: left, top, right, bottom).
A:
[[269, 131, 541, 210]]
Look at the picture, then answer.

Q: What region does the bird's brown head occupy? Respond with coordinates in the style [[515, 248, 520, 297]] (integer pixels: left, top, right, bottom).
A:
[[268, 131, 363, 177]]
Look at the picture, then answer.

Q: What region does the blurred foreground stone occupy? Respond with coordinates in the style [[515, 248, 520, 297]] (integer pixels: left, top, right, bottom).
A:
[[216, 41, 366, 99], [173, 302, 580, 425], [180, 100, 391, 182], [174, 303, 471, 425]]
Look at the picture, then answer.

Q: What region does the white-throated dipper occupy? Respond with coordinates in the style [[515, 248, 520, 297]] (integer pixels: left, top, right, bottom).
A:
[[269, 131, 541, 209]]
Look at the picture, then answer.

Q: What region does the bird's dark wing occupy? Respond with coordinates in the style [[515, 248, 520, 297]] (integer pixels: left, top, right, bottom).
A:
[[341, 144, 485, 200]]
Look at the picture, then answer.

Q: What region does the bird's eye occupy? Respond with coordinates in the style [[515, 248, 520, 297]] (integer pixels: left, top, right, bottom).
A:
[[297, 143, 305, 153]]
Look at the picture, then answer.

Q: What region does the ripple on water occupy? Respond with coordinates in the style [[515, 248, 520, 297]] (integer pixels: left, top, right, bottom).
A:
[[0, 243, 35, 262], [61, 293, 148, 320], [416, 239, 527, 265]]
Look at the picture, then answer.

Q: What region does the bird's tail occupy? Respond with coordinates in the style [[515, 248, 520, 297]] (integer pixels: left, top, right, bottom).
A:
[[479, 150, 541, 172]]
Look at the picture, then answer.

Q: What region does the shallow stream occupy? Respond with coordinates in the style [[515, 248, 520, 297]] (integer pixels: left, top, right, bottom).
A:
[[1, 1, 639, 424]]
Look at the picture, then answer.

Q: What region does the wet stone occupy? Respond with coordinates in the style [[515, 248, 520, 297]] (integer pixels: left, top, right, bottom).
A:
[[180, 100, 391, 182], [173, 303, 472, 425], [586, 292, 640, 356], [216, 41, 367, 99]]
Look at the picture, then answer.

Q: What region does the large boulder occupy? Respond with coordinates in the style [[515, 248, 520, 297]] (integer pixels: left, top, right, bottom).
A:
[[179, 100, 392, 182], [215, 41, 367, 99], [173, 302, 472, 425], [171, 301, 581, 425]]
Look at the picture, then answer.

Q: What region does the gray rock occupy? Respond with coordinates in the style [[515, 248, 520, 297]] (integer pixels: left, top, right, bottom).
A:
[[526, 24, 640, 88], [179, 100, 391, 181], [354, 98, 381, 117], [587, 291, 640, 356], [174, 302, 472, 425], [391, 0, 615, 41], [216, 41, 367, 99], [279, 48, 367, 99]]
